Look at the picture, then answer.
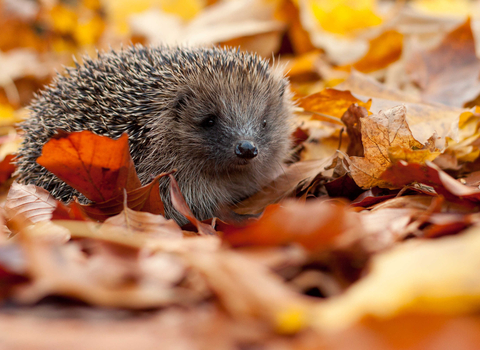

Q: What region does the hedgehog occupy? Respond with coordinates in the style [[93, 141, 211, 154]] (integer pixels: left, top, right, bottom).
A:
[[15, 45, 294, 225]]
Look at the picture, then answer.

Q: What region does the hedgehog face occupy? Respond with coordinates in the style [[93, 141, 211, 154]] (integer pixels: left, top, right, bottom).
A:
[[170, 73, 292, 179]]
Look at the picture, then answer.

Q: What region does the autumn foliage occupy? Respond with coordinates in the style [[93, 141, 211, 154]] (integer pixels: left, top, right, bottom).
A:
[[3, 0, 480, 349]]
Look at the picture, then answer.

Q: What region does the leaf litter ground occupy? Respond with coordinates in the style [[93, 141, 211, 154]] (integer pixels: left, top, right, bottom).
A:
[[3, 2, 480, 349]]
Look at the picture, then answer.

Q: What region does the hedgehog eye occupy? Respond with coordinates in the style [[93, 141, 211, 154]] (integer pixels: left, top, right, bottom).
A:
[[262, 119, 267, 128], [201, 115, 216, 128]]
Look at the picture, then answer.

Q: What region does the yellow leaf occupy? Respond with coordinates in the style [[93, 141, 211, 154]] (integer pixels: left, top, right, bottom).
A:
[[309, 0, 382, 36], [74, 15, 105, 46], [388, 145, 440, 164], [0, 104, 18, 125], [0, 104, 14, 119], [161, 0, 205, 21], [311, 226, 480, 331], [104, 0, 205, 34], [50, 5, 78, 34], [275, 306, 307, 334]]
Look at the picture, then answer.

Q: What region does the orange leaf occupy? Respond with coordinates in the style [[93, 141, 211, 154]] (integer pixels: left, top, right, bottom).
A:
[[0, 154, 16, 183], [37, 131, 141, 203], [51, 201, 89, 221], [340, 30, 403, 73], [222, 200, 349, 252], [298, 89, 371, 124]]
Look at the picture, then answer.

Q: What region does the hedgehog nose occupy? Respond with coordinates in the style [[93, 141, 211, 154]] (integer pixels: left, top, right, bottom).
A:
[[235, 141, 258, 159]]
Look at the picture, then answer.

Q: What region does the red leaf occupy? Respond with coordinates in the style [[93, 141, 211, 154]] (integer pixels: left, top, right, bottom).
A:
[[37, 131, 141, 203], [51, 201, 89, 221], [382, 161, 480, 204], [0, 154, 16, 183]]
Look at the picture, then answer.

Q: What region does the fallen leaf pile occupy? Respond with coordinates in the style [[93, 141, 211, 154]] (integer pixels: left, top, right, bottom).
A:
[[3, 0, 480, 349]]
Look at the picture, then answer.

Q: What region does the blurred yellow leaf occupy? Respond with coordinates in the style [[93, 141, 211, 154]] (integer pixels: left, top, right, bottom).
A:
[[161, 0, 205, 20], [74, 15, 106, 46], [439, 111, 480, 164], [275, 306, 307, 334], [309, 0, 382, 36], [104, 0, 205, 34], [0, 104, 16, 124], [50, 5, 78, 34], [413, 0, 472, 16], [311, 225, 480, 331]]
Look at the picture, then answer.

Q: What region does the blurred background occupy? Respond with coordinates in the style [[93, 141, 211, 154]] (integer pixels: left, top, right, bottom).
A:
[[0, 0, 479, 128]]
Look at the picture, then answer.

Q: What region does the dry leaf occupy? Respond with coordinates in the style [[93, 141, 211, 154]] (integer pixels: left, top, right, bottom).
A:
[[298, 88, 371, 124], [105, 207, 182, 239], [338, 70, 462, 147], [234, 157, 335, 215], [4, 182, 58, 224], [185, 249, 309, 334], [311, 225, 480, 331], [382, 161, 480, 205], [81, 172, 170, 221], [12, 226, 190, 309], [37, 131, 141, 203], [348, 105, 437, 189], [342, 29, 403, 73], [0, 153, 15, 183], [223, 200, 353, 253], [406, 18, 480, 107]]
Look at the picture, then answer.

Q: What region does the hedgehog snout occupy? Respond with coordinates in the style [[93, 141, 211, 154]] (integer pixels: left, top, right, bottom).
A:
[[235, 140, 258, 159]]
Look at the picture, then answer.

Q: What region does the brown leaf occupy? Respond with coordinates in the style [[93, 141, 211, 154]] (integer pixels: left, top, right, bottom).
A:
[[276, 0, 315, 55], [338, 70, 461, 148], [81, 172, 169, 222], [13, 226, 190, 309], [105, 207, 182, 239], [234, 157, 335, 215], [223, 200, 351, 252], [4, 182, 58, 224], [185, 249, 309, 333], [350, 187, 399, 207], [325, 174, 364, 201], [382, 161, 480, 205], [338, 69, 421, 103], [348, 105, 437, 189], [406, 18, 480, 107], [341, 104, 368, 157], [37, 131, 141, 203]]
